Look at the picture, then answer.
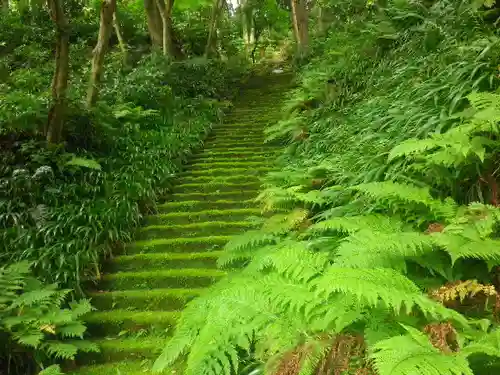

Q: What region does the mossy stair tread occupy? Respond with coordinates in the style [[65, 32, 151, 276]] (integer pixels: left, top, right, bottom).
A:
[[101, 268, 226, 290], [89, 288, 204, 310], [84, 310, 179, 336], [140, 221, 259, 232], [150, 208, 263, 221], [68, 360, 175, 375], [189, 160, 271, 169], [127, 235, 231, 254], [179, 167, 273, 177], [172, 181, 261, 193], [109, 251, 223, 271], [176, 174, 261, 184], [158, 199, 257, 212]]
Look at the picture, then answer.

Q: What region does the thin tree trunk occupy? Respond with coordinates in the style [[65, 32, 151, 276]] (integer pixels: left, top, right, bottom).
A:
[[155, 0, 182, 59], [1, 0, 9, 13], [154, 0, 168, 55], [113, 10, 128, 65], [205, 0, 222, 57], [144, 0, 163, 48], [87, 0, 116, 108], [291, 0, 309, 54], [46, 0, 69, 144]]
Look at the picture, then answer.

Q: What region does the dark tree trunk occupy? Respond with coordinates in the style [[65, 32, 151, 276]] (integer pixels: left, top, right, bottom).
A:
[[46, 0, 69, 144], [87, 0, 116, 108]]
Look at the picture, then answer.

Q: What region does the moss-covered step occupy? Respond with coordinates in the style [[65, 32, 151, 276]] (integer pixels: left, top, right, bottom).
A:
[[204, 141, 272, 150], [178, 167, 273, 178], [205, 132, 264, 141], [137, 221, 259, 239], [188, 160, 271, 170], [84, 310, 179, 336], [176, 174, 261, 184], [171, 181, 261, 194], [167, 190, 260, 202], [126, 236, 230, 254], [68, 360, 175, 375], [195, 150, 278, 159], [158, 199, 257, 212], [100, 268, 226, 290], [200, 146, 277, 154], [188, 155, 269, 164], [108, 251, 223, 272], [76, 336, 166, 364], [89, 288, 204, 311], [147, 208, 263, 225]]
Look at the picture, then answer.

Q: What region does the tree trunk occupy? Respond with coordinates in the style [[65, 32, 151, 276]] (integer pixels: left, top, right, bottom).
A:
[[291, 0, 309, 54], [1, 0, 9, 13], [46, 0, 69, 144], [87, 0, 116, 108], [144, 0, 163, 48], [113, 10, 128, 65], [205, 0, 222, 57], [155, 0, 183, 59]]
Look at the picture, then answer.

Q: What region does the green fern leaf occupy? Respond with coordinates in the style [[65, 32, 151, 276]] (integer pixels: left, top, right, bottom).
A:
[[38, 365, 64, 375], [371, 325, 473, 375], [43, 341, 78, 359]]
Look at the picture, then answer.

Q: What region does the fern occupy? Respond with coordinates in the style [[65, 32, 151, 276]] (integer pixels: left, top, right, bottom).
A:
[[371, 325, 474, 375]]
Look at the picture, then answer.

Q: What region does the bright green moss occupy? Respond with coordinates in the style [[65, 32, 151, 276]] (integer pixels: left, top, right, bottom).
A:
[[126, 235, 231, 254], [168, 190, 260, 203], [78, 337, 165, 363], [84, 310, 179, 336], [101, 268, 226, 290], [148, 208, 263, 224], [157, 199, 257, 212], [137, 221, 259, 239], [68, 360, 174, 375], [189, 161, 270, 169], [182, 166, 273, 177], [171, 181, 262, 194], [110, 251, 223, 271], [89, 288, 204, 311]]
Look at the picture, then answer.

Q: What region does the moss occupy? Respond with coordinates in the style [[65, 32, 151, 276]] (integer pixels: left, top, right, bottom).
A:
[[68, 360, 175, 375], [77, 337, 165, 363], [189, 156, 268, 164], [180, 166, 272, 177], [137, 221, 259, 239], [189, 161, 270, 170], [110, 251, 223, 272], [84, 310, 179, 336], [100, 268, 226, 290], [177, 175, 261, 184], [127, 235, 231, 254], [172, 181, 262, 194], [158, 199, 257, 212], [168, 190, 260, 202], [89, 288, 204, 311], [148, 208, 263, 225]]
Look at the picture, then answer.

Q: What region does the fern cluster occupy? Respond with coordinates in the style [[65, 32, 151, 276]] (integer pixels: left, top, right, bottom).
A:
[[154, 0, 500, 374], [0, 262, 98, 374]]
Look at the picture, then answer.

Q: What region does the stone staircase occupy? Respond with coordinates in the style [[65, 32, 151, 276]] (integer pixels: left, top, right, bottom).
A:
[[70, 73, 291, 375]]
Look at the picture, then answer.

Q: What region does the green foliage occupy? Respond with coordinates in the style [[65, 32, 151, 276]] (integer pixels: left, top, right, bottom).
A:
[[154, 1, 500, 374], [0, 262, 97, 374]]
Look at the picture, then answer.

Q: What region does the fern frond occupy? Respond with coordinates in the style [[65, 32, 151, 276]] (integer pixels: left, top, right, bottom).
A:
[[308, 214, 404, 235], [432, 232, 500, 264], [43, 341, 78, 359], [350, 181, 458, 219], [38, 365, 64, 375], [370, 325, 473, 375], [335, 229, 435, 270]]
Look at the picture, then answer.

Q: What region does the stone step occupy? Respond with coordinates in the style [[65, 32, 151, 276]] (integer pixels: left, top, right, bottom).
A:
[[127, 235, 231, 254], [100, 268, 226, 291], [108, 251, 223, 272], [88, 288, 204, 311], [137, 221, 259, 239]]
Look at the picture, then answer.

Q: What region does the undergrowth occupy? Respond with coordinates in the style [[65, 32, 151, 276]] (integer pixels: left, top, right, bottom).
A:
[[154, 1, 500, 374]]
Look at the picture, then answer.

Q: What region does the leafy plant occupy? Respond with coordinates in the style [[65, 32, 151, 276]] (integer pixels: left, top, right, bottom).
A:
[[0, 262, 98, 375]]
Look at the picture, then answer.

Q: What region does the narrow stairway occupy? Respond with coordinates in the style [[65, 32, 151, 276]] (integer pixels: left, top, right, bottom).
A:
[[72, 73, 292, 375]]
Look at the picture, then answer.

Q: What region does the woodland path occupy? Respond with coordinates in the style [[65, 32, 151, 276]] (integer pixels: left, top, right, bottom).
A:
[[71, 73, 292, 375]]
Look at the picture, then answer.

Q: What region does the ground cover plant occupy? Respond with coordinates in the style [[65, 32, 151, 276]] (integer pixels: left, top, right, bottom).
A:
[[152, 0, 500, 374], [0, 0, 291, 372]]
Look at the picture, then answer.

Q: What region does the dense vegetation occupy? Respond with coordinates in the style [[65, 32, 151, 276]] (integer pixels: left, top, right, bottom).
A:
[[0, 0, 289, 373], [153, 1, 500, 375], [6, 0, 500, 374]]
